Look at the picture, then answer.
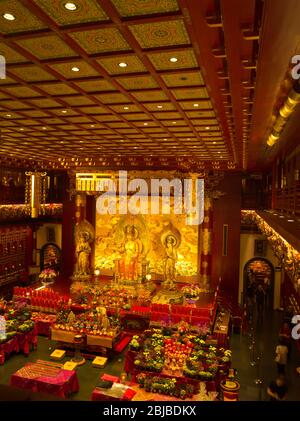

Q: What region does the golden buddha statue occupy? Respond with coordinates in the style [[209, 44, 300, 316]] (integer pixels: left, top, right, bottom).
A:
[[116, 225, 142, 281]]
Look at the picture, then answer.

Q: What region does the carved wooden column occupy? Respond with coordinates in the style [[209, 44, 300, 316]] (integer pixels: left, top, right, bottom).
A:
[[200, 195, 213, 288]]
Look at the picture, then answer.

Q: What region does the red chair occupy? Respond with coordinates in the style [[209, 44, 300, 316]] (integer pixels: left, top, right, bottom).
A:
[[170, 314, 190, 325], [190, 316, 210, 328], [191, 307, 210, 317]]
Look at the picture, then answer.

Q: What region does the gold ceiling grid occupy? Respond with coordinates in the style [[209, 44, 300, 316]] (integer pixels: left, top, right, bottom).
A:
[[0, 0, 233, 170]]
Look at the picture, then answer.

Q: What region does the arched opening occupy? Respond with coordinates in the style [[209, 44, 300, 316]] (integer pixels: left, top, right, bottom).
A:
[[243, 257, 275, 310], [40, 243, 61, 273]]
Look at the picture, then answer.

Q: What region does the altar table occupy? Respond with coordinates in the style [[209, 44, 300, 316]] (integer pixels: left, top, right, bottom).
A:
[[10, 363, 79, 399], [31, 314, 56, 337], [0, 327, 38, 364], [91, 383, 136, 401], [51, 328, 120, 355], [213, 312, 231, 347]]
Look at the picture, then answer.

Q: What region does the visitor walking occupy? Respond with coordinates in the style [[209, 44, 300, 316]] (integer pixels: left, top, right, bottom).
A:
[[256, 284, 265, 320], [275, 338, 288, 375], [279, 322, 292, 360], [267, 375, 288, 401]]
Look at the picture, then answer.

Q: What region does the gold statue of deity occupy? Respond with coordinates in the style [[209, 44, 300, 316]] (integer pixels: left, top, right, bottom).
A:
[[74, 220, 94, 277], [161, 230, 180, 290], [116, 225, 143, 281]]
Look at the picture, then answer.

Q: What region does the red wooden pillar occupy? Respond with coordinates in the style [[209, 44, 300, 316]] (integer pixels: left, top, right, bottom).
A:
[[75, 192, 86, 224], [200, 195, 213, 288]]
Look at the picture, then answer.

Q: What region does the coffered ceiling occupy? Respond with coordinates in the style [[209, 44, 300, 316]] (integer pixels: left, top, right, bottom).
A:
[[0, 0, 299, 172]]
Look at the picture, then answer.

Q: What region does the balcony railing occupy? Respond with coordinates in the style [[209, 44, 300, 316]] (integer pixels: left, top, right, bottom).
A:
[[0, 204, 63, 222]]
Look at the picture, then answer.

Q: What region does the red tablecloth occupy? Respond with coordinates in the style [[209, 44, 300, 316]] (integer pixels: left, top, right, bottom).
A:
[[10, 366, 79, 399], [0, 327, 38, 363], [91, 384, 136, 401], [33, 316, 56, 337]]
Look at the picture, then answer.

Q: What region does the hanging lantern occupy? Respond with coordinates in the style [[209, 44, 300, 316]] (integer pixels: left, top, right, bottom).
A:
[[25, 171, 47, 218]]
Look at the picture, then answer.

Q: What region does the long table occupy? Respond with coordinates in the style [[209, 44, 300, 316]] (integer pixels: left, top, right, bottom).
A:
[[51, 328, 120, 355]]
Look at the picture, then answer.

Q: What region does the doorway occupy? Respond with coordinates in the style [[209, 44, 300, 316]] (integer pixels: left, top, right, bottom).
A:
[[243, 258, 274, 310], [40, 243, 61, 273]]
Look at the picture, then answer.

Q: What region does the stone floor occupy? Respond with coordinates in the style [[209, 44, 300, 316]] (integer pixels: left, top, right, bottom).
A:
[[0, 308, 299, 401], [230, 309, 300, 401]]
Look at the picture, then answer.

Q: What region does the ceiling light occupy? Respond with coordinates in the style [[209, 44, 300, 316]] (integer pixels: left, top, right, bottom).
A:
[[3, 13, 15, 20], [213, 142, 216, 144], [71, 66, 80, 72], [90, 125, 95, 128], [118, 62, 127, 68], [218, 151, 220, 153], [61, 110, 67, 113], [42, 127, 47, 130], [172, 121, 176, 124], [79, 140, 83, 143], [64, 2, 77, 11], [279, 215, 284, 218], [143, 122, 148, 126], [6, 114, 11, 117], [157, 105, 163, 109], [193, 103, 199, 107], [206, 126, 210, 130], [169, 57, 178, 63], [287, 219, 294, 222], [124, 106, 129, 110], [20, 128, 24, 131]]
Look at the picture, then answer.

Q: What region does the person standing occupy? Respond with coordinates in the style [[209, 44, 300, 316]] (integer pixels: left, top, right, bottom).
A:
[[279, 323, 292, 360], [275, 338, 288, 375], [245, 270, 256, 323], [267, 375, 288, 401], [256, 284, 265, 319]]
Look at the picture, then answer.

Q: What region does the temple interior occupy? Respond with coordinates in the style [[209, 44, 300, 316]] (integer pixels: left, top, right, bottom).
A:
[[0, 0, 300, 404]]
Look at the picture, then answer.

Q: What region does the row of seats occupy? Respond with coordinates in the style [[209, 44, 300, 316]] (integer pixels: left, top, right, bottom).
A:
[[150, 312, 210, 327], [150, 303, 212, 317]]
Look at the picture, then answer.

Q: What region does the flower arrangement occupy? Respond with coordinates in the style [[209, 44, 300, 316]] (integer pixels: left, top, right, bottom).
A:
[[129, 335, 141, 350], [177, 320, 190, 335], [140, 374, 195, 398], [130, 328, 232, 386], [181, 284, 201, 298], [39, 268, 57, 283]]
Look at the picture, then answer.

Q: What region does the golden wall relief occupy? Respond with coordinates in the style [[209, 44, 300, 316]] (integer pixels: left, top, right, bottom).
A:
[[95, 197, 199, 279]]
